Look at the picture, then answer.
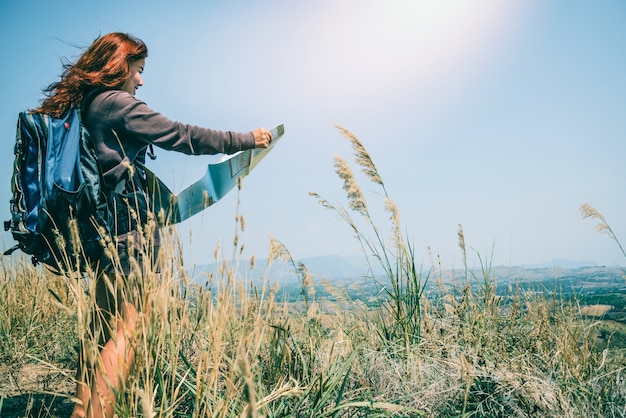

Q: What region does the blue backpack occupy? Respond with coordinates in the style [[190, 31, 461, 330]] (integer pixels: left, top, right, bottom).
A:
[[4, 105, 110, 272]]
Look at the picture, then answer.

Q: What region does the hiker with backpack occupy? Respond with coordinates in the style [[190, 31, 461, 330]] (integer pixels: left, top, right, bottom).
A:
[[29, 32, 272, 418]]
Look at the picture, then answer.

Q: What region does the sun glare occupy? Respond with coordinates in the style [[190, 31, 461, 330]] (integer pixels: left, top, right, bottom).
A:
[[290, 0, 533, 103]]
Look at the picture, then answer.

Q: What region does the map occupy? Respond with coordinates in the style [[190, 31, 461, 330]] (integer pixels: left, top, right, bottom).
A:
[[146, 124, 285, 225]]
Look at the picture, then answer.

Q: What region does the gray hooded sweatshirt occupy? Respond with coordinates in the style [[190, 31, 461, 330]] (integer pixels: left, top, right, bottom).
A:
[[84, 89, 255, 271]]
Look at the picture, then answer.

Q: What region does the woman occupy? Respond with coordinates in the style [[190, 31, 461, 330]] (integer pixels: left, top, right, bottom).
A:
[[36, 32, 272, 418]]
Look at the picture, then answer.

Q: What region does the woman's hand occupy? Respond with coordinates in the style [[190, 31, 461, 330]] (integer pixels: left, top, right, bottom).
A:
[[252, 127, 273, 148]]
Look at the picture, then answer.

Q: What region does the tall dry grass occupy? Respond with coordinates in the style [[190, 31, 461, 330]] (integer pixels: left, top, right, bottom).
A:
[[1, 126, 625, 417]]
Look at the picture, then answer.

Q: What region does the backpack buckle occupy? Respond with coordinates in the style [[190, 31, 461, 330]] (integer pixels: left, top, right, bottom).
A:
[[3, 244, 20, 256]]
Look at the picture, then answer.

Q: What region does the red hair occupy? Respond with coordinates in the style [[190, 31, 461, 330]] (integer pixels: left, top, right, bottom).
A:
[[36, 32, 148, 117]]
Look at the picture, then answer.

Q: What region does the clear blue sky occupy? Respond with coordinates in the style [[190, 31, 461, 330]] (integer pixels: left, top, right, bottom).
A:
[[1, 0, 625, 268]]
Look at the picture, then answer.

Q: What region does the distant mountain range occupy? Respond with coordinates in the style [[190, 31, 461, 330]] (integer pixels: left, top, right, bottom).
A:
[[523, 259, 601, 269], [188, 255, 624, 286], [189, 254, 373, 285]]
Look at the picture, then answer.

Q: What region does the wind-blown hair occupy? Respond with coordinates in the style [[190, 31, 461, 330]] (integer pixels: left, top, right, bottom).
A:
[[36, 32, 148, 117]]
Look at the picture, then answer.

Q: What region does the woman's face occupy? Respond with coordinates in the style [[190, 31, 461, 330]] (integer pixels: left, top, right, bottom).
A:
[[121, 58, 145, 95]]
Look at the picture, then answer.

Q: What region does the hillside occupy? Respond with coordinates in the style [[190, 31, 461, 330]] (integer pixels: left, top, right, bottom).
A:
[[190, 255, 625, 293]]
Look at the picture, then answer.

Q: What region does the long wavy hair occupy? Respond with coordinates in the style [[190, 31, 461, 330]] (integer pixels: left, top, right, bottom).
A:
[[36, 32, 148, 117]]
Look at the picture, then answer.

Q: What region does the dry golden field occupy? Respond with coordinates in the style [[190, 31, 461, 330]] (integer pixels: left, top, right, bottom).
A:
[[1, 126, 624, 417]]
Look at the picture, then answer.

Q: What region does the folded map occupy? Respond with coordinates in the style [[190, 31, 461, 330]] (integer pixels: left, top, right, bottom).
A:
[[146, 124, 284, 225]]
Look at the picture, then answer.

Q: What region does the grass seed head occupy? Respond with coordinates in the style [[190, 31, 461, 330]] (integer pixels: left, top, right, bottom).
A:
[[334, 155, 368, 217], [334, 123, 383, 186]]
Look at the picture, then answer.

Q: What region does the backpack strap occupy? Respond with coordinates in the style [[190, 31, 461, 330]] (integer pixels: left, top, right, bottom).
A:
[[80, 88, 130, 194], [81, 87, 108, 115]]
